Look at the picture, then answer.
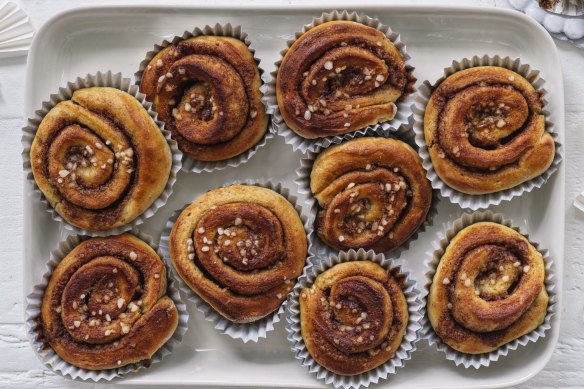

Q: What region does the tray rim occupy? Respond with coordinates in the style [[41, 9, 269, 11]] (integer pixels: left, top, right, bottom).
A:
[[22, 3, 565, 388]]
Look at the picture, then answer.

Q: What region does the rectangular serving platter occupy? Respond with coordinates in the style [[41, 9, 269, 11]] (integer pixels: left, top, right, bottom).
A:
[[23, 3, 565, 388]]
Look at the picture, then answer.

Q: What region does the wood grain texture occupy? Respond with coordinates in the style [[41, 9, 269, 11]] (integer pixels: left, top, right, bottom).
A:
[[2, 0, 583, 388]]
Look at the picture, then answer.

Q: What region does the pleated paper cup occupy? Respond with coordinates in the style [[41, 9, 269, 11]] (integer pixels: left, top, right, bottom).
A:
[[412, 54, 563, 210], [24, 229, 189, 382], [21, 71, 183, 237], [422, 211, 557, 368], [135, 23, 273, 173], [159, 179, 315, 342], [286, 249, 422, 389], [295, 126, 439, 259], [265, 9, 416, 154]]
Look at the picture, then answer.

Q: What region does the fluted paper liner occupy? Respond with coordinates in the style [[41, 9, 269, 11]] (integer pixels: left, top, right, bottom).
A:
[[422, 211, 557, 368], [412, 55, 563, 210], [24, 230, 189, 382], [286, 249, 422, 389], [21, 71, 183, 237], [295, 126, 439, 259], [264, 9, 416, 154], [135, 23, 273, 173], [159, 179, 315, 342]]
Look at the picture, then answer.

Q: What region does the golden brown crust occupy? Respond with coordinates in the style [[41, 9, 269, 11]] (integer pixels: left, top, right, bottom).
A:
[[40, 234, 179, 370], [310, 137, 432, 252], [300, 261, 408, 375], [30, 87, 172, 232], [428, 222, 548, 354], [140, 35, 268, 161], [169, 185, 307, 323], [276, 21, 412, 139], [424, 66, 555, 194]]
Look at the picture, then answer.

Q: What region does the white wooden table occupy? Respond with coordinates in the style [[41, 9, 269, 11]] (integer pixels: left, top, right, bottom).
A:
[[2, 0, 582, 387]]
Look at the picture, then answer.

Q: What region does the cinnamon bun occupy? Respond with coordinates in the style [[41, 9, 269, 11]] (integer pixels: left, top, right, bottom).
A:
[[311, 137, 432, 252], [277, 20, 412, 139], [30, 87, 172, 232], [169, 185, 307, 323], [300, 261, 408, 375], [428, 222, 548, 354], [424, 66, 555, 194], [140, 35, 268, 161], [39, 234, 179, 370]]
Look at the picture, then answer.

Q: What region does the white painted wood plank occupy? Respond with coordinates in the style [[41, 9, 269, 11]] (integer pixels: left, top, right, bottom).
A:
[[0, 118, 25, 324]]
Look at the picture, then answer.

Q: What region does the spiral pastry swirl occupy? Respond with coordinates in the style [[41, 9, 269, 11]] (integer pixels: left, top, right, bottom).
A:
[[311, 137, 432, 253], [300, 261, 408, 375], [277, 21, 412, 139], [424, 66, 555, 194], [30, 87, 172, 232], [428, 222, 549, 354], [40, 234, 179, 370], [169, 185, 307, 323], [140, 35, 268, 161]]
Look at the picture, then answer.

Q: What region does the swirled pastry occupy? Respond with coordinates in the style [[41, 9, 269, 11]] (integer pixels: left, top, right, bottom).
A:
[[169, 185, 307, 323], [40, 234, 179, 370], [277, 21, 411, 139], [428, 222, 548, 354], [30, 87, 172, 232], [311, 137, 432, 252], [140, 35, 268, 161], [300, 261, 408, 375], [424, 66, 555, 194]]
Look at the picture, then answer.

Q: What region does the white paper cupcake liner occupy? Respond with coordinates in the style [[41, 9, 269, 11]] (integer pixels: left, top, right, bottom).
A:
[[295, 126, 440, 259], [0, 1, 35, 58], [21, 71, 182, 237], [286, 249, 422, 389], [421, 210, 557, 368], [159, 179, 315, 342], [24, 229, 189, 382], [134, 23, 274, 173], [412, 54, 563, 210], [264, 9, 416, 154]]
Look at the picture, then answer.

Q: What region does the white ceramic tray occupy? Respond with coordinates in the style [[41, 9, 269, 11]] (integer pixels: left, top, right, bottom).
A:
[[23, 4, 565, 388]]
